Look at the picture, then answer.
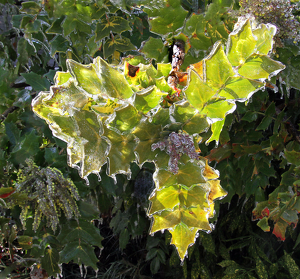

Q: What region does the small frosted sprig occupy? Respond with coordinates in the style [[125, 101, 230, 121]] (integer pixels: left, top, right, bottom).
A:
[[14, 159, 80, 232], [152, 131, 199, 174]]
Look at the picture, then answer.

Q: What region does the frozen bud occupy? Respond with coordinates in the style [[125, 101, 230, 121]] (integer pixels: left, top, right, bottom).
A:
[[151, 132, 200, 174]]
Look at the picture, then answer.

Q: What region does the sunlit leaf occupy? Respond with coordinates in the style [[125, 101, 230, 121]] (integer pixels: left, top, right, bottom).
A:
[[103, 126, 137, 175], [238, 54, 285, 80], [227, 19, 257, 66]]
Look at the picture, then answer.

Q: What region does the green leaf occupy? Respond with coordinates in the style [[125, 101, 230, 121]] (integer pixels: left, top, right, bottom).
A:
[[202, 100, 235, 120], [171, 101, 209, 134], [256, 115, 273, 131], [62, 16, 79, 37], [95, 16, 131, 41], [93, 56, 133, 99], [119, 228, 130, 250], [17, 235, 33, 250], [25, 19, 42, 33], [227, 19, 257, 67], [183, 13, 211, 50], [60, 241, 99, 270], [16, 37, 36, 65], [284, 150, 300, 166], [257, 217, 270, 232], [41, 247, 60, 276], [20, 1, 41, 14], [218, 77, 264, 100], [238, 54, 285, 80], [103, 126, 137, 175], [170, 224, 199, 260], [135, 86, 166, 113], [141, 37, 168, 61], [184, 70, 216, 111], [133, 121, 163, 163], [10, 130, 39, 165], [144, 0, 188, 35], [46, 16, 65, 34], [205, 42, 235, 89], [50, 35, 70, 56], [5, 122, 21, 146], [154, 161, 206, 190], [21, 72, 51, 92], [60, 220, 103, 247], [33, 89, 109, 178], [44, 147, 67, 168], [207, 119, 225, 144], [108, 104, 142, 133], [149, 184, 209, 214], [252, 23, 277, 55], [150, 256, 161, 274], [78, 201, 100, 220], [149, 158, 226, 260], [103, 35, 135, 58]]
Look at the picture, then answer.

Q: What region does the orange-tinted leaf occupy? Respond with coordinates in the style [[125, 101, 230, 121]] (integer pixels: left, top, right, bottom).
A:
[[273, 218, 288, 241]]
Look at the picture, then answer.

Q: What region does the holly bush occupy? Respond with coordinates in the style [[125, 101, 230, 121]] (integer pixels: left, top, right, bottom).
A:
[[0, 0, 300, 278]]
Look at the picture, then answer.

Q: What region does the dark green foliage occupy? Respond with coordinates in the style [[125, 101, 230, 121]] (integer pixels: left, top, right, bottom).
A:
[[0, 0, 300, 278]]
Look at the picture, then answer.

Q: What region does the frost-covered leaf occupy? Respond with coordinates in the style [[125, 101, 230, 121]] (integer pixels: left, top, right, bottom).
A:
[[227, 19, 257, 66], [238, 54, 285, 80]]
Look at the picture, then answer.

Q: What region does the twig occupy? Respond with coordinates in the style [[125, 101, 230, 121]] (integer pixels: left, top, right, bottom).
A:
[[0, 106, 19, 123]]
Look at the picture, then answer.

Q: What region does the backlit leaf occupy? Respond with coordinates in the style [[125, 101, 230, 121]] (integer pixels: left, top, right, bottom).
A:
[[227, 18, 257, 66], [238, 54, 285, 80]]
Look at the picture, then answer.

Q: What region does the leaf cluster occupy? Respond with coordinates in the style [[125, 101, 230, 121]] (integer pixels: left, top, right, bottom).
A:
[[0, 0, 300, 278]]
